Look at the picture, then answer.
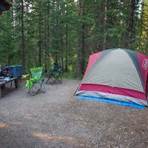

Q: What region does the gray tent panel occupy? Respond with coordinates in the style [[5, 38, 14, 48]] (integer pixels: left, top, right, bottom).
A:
[[83, 49, 144, 92]]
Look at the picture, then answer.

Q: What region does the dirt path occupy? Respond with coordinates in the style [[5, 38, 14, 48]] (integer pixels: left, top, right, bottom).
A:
[[0, 80, 148, 148]]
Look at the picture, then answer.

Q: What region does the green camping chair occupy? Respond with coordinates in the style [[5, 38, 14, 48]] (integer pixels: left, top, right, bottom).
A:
[[26, 67, 45, 95]]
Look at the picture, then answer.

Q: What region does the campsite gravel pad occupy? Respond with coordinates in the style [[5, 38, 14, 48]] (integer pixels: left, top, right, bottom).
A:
[[0, 80, 148, 148]]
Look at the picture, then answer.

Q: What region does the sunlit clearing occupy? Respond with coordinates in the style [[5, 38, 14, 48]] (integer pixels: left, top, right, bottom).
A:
[[32, 132, 85, 146], [0, 123, 9, 129]]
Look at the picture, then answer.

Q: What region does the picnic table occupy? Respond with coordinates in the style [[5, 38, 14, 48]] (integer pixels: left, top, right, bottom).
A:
[[0, 77, 18, 97]]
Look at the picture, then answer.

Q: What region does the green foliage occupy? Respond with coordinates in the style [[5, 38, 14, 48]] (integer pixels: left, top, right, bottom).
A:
[[0, 0, 147, 77]]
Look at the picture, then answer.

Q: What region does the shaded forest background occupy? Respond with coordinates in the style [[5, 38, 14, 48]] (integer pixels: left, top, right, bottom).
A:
[[0, 0, 148, 77]]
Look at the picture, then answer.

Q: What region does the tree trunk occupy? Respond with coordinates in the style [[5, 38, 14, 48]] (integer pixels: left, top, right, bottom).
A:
[[65, 23, 68, 72], [102, 0, 107, 50], [125, 0, 136, 48], [21, 0, 25, 72], [38, 3, 42, 66], [77, 0, 86, 77], [94, 0, 107, 50]]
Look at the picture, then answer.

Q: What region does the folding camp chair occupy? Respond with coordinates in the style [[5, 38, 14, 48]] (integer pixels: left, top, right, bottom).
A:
[[46, 63, 63, 84], [25, 67, 45, 95]]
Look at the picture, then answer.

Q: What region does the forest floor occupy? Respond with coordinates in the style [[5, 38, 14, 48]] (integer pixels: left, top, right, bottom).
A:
[[0, 80, 148, 148]]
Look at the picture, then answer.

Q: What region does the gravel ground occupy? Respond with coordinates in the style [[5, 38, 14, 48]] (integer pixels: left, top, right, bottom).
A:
[[0, 80, 148, 148]]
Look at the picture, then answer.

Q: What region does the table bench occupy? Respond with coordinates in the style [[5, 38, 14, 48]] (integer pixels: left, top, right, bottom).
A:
[[0, 77, 18, 97]]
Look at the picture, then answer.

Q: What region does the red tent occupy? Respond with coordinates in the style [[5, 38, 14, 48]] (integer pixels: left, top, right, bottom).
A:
[[75, 48, 148, 108]]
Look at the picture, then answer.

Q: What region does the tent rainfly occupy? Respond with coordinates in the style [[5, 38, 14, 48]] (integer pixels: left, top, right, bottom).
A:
[[75, 48, 148, 109]]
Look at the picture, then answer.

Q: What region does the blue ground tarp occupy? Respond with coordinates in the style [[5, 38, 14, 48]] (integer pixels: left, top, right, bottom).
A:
[[76, 95, 145, 109]]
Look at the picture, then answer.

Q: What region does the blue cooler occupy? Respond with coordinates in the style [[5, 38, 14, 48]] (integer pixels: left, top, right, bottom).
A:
[[9, 65, 23, 77]]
